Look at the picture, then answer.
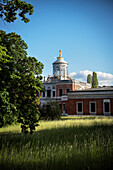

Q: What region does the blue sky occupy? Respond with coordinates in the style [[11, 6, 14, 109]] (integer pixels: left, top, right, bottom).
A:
[[1, 0, 113, 85]]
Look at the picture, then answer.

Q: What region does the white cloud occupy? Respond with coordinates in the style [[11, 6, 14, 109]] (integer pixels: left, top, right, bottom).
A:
[[70, 72, 77, 76], [70, 70, 113, 86]]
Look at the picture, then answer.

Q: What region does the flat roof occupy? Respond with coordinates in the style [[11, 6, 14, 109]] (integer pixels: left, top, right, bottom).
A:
[[69, 86, 113, 93]]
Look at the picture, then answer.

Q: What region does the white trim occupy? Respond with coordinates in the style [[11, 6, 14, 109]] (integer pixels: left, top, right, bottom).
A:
[[47, 89, 51, 98], [68, 91, 113, 96], [104, 99, 110, 102], [103, 99, 111, 115], [69, 96, 113, 99], [61, 95, 68, 101], [43, 91, 45, 98], [52, 90, 56, 97], [90, 102, 96, 115], [76, 102, 83, 115]]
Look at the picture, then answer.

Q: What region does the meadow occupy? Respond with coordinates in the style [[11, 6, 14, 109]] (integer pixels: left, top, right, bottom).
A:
[[0, 116, 113, 170]]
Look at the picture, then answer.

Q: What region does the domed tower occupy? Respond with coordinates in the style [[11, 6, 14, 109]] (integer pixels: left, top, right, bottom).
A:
[[53, 50, 68, 80]]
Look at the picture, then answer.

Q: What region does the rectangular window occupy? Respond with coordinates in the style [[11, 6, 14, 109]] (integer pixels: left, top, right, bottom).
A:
[[43, 91, 45, 97], [53, 91, 55, 97], [104, 101, 110, 113], [59, 89, 62, 96], [103, 100, 110, 115], [77, 102, 83, 114], [66, 88, 70, 93], [104, 102, 110, 112], [63, 104, 65, 112], [47, 90, 51, 97], [90, 102, 96, 114]]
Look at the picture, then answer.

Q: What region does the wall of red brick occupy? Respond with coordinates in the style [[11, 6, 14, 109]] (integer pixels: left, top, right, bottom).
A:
[[61, 98, 113, 116], [56, 84, 73, 97]]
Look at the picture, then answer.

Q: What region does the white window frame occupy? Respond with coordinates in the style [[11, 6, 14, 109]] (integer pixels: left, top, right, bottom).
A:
[[47, 89, 51, 98], [103, 99, 110, 115], [43, 91, 45, 98], [90, 102, 96, 115], [52, 90, 56, 97], [76, 102, 83, 115]]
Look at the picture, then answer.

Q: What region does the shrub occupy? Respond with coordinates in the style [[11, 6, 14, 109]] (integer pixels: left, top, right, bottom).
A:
[[40, 101, 62, 120]]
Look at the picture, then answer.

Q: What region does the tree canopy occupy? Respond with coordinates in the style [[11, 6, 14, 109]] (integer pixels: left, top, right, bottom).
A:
[[92, 72, 98, 88], [0, 0, 34, 23], [87, 74, 92, 84], [0, 30, 44, 133]]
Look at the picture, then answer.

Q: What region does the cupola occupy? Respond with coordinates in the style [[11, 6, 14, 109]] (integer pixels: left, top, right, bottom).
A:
[[53, 50, 68, 80]]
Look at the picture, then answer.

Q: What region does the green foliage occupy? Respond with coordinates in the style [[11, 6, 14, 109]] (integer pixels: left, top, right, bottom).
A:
[[0, 90, 16, 127], [0, 0, 34, 23], [87, 74, 92, 84], [92, 72, 98, 88], [87, 72, 98, 88], [0, 46, 17, 127], [0, 117, 113, 169], [40, 101, 62, 120], [0, 30, 44, 133]]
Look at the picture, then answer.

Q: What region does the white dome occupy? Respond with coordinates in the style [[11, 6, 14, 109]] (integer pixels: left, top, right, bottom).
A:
[[53, 58, 68, 65], [52, 50, 68, 80]]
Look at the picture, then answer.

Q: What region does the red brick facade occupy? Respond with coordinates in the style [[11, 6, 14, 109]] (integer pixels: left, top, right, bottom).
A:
[[56, 84, 73, 97], [61, 98, 113, 116]]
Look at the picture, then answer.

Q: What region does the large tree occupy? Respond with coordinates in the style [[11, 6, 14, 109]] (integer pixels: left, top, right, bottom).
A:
[[0, 30, 44, 133], [0, 0, 34, 23], [0, 45, 16, 127], [92, 72, 98, 88], [87, 74, 92, 84]]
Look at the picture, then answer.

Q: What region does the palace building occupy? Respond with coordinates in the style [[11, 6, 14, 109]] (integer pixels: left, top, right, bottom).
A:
[[60, 86, 113, 116], [40, 50, 113, 116], [40, 50, 91, 106]]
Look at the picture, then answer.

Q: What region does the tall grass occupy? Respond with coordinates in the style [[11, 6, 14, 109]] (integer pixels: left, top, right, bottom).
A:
[[0, 117, 113, 170]]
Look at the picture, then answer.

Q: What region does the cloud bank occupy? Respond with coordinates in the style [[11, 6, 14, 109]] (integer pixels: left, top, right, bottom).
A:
[[70, 70, 113, 86]]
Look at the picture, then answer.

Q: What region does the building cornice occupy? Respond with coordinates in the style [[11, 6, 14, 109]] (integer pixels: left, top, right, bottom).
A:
[[68, 95, 113, 99]]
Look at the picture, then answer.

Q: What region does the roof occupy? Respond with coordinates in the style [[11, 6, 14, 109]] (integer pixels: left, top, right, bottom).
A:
[[67, 86, 113, 99], [43, 78, 73, 84], [66, 86, 113, 99], [69, 86, 113, 93], [53, 50, 68, 64], [53, 57, 68, 64]]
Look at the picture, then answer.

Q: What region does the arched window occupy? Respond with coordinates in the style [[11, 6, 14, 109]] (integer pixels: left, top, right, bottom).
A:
[[56, 67, 60, 75], [61, 69, 64, 76]]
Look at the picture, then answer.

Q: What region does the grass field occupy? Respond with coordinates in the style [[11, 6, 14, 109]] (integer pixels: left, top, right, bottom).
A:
[[0, 116, 113, 170]]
